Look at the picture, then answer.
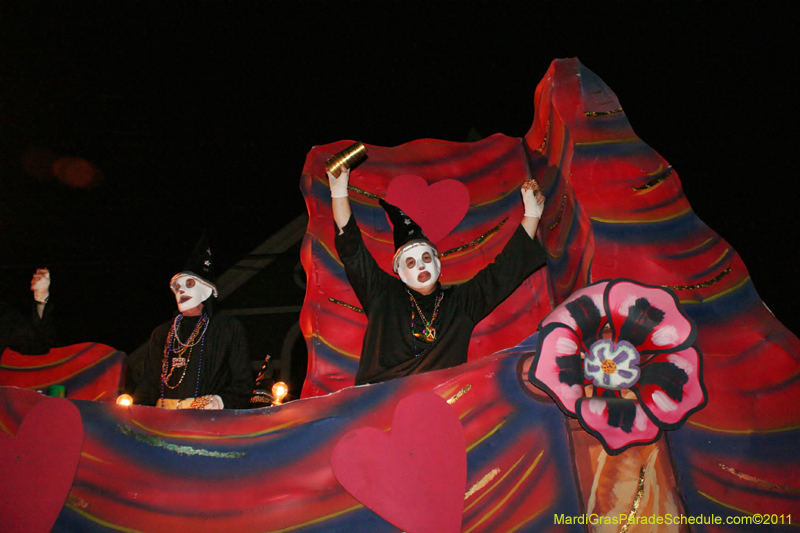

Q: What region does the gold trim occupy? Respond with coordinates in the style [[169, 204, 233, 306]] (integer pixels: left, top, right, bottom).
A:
[[718, 463, 800, 495], [465, 468, 501, 499], [632, 166, 673, 191], [547, 192, 567, 231], [463, 450, 544, 533], [664, 267, 731, 291], [447, 384, 472, 404], [585, 108, 623, 118], [348, 185, 382, 200], [440, 218, 508, 257], [117, 425, 246, 458], [533, 118, 550, 154], [328, 297, 364, 314], [619, 466, 646, 533]]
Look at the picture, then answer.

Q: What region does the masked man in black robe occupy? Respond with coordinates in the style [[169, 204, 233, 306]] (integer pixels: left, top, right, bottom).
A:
[[1, 269, 56, 362], [328, 166, 547, 386], [135, 240, 254, 409]]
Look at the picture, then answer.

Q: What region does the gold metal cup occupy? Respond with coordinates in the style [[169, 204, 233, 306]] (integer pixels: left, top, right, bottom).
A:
[[325, 142, 367, 177]]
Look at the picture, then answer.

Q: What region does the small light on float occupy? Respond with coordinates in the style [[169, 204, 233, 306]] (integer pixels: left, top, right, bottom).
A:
[[116, 394, 134, 407], [271, 382, 288, 405]]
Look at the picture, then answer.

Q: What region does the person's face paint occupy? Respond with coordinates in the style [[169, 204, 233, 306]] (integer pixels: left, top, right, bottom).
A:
[[170, 274, 213, 312], [397, 244, 440, 292]]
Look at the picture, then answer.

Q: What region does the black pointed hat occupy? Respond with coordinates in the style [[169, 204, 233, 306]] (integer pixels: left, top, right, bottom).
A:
[[171, 232, 218, 297], [379, 198, 438, 272]]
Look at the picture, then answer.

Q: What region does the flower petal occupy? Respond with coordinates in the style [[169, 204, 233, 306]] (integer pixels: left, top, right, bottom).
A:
[[634, 346, 707, 429], [576, 396, 662, 455], [605, 280, 696, 353], [530, 323, 585, 415], [540, 281, 609, 346]]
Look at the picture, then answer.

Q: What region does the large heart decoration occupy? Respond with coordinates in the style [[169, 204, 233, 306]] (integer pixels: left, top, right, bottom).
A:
[[330, 392, 466, 533], [0, 397, 84, 533], [385, 175, 470, 244]]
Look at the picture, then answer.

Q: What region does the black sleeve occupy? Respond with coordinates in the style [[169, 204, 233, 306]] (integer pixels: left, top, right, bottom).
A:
[[134, 327, 166, 406], [216, 318, 254, 409], [456, 225, 547, 322], [334, 214, 393, 312], [2, 300, 57, 355]]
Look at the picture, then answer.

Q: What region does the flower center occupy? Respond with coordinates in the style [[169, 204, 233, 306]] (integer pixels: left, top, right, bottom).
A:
[[601, 359, 617, 374], [584, 339, 641, 390]]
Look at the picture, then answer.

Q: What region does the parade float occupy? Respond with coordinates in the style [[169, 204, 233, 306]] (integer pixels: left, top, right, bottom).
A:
[[2, 58, 797, 533]]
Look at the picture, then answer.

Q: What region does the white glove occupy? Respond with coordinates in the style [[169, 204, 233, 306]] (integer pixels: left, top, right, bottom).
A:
[[328, 166, 350, 198], [31, 268, 51, 304], [521, 180, 545, 219]]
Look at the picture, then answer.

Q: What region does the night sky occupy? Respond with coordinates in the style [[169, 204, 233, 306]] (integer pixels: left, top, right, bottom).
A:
[[1, 1, 797, 356]]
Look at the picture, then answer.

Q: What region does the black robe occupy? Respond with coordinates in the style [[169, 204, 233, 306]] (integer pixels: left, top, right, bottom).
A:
[[0, 301, 56, 363], [335, 215, 546, 385], [135, 314, 254, 409]]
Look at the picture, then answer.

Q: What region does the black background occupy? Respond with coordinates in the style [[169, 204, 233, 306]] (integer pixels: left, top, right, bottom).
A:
[[1, 1, 797, 356]]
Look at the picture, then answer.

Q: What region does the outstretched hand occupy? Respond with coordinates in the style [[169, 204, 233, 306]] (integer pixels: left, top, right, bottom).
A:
[[328, 166, 350, 198], [521, 179, 545, 219], [31, 268, 50, 304]]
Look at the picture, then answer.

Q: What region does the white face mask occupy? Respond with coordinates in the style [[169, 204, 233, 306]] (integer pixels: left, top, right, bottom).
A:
[[170, 274, 213, 312], [396, 243, 441, 292]]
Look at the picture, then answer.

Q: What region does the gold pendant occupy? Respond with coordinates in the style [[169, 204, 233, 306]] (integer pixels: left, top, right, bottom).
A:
[[424, 327, 436, 342], [172, 357, 187, 368]]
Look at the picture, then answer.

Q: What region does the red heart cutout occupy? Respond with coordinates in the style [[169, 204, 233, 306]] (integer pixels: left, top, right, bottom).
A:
[[385, 175, 470, 244], [0, 397, 84, 533], [330, 392, 466, 533]]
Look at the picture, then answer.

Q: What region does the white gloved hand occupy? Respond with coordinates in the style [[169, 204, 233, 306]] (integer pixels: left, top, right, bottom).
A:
[[328, 166, 350, 198], [521, 180, 545, 219], [31, 268, 51, 304]]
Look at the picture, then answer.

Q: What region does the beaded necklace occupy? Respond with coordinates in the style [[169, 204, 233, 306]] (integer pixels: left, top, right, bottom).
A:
[[160, 313, 209, 400], [408, 290, 443, 344]]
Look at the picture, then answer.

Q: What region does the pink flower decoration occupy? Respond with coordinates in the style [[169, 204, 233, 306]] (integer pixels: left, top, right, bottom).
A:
[[529, 279, 707, 455]]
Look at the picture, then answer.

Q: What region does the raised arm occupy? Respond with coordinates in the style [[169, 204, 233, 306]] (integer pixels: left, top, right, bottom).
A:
[[328, 166, 352, 234]]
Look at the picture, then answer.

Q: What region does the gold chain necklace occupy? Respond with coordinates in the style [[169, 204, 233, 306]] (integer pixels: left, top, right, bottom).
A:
[[408, 290, 443, 343], [162, 315, 209, 388]]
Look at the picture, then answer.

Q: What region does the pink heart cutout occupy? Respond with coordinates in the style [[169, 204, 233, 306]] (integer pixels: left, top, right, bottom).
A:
[[385, 175, 470, 244], [330, 392, 466, 533], [0, 397, 84, 533]]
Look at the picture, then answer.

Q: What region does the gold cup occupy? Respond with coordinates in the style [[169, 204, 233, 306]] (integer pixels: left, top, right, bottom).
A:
[[325, 142, 367, 177]]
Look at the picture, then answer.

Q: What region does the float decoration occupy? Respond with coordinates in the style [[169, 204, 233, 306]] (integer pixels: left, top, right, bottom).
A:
[[300, 135, 553, 398], [0, 342, 126, 402], [529, 278, 707, 455], [0, 397, 84, 533], [331, 392, 467, 533], [0, 57, 797, 530], [384, 175, 471, 244]]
